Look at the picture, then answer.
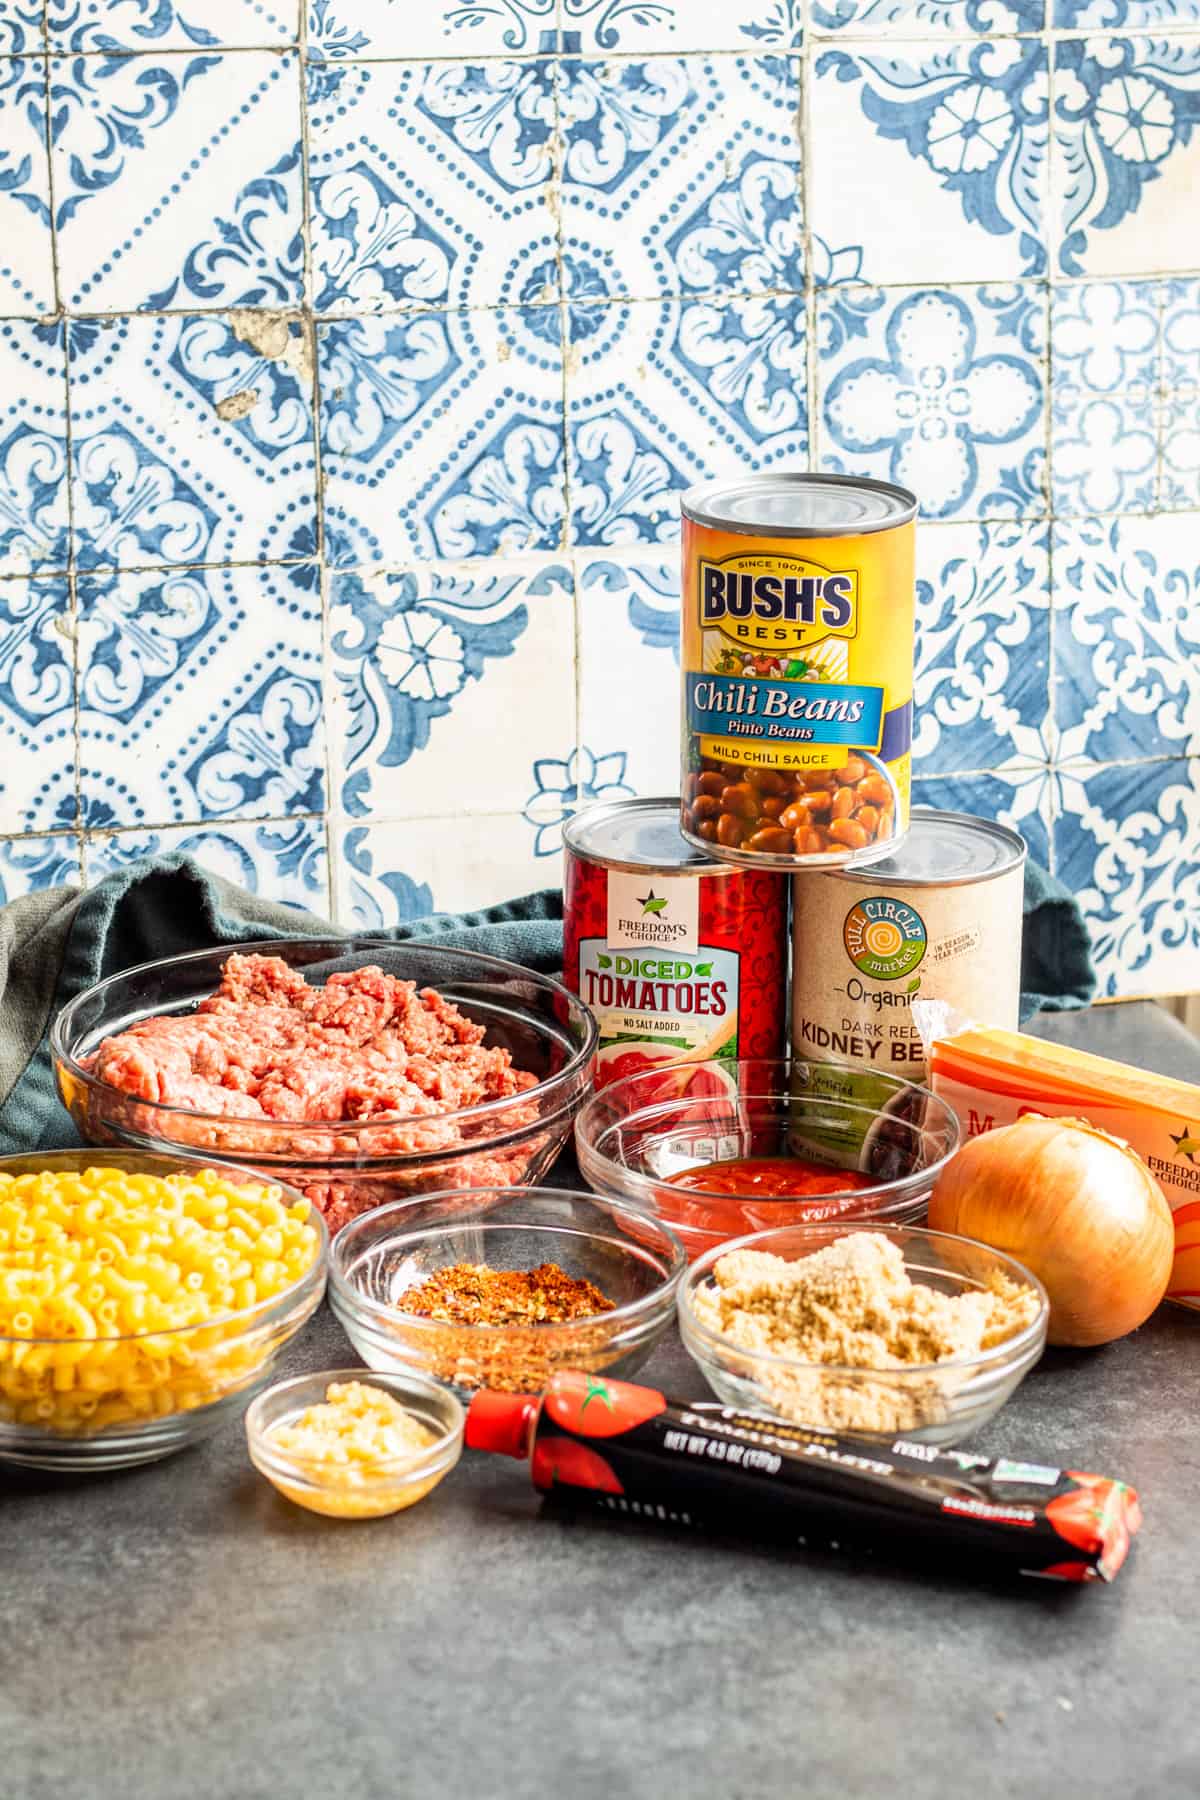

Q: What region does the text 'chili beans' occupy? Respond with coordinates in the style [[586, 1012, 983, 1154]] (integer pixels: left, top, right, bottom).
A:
[[680, 475, 917, 870]]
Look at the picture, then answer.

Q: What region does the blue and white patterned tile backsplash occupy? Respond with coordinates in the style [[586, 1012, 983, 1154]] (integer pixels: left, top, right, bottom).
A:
[[0, 0, 1198, 1002]]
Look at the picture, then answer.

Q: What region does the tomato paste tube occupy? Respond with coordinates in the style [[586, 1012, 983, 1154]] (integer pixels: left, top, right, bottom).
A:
[[466, 1371, 1141, 1585]]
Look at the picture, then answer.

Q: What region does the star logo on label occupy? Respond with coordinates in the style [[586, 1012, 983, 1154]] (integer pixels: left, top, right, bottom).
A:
[[1170, 1124, 1200, 1163], [637, 890, 668, 917]]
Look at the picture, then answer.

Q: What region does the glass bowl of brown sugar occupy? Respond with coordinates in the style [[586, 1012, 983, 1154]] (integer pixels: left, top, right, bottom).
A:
[[329, 1188, 687, 1396], [678, 1222, 1048, 1447]]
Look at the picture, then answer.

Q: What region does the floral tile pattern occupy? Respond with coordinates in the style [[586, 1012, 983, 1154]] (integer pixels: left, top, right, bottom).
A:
[[334, 813, 541, 926], [0, 59, 55, 315], [319, 306, 563, 566], [1161, 276, 1200, 507], [558, 55, 801, 304], [67, 314, 317, 571], [913, 521, 1051, 774], [1053, 757, 1200, 998], [49, 50, 304, 310], [1052, 36, 1200, 277], [0, 0, 1196, 995], [85, 816, 329, 909], [1053, 514, 1200, 765], [1052, 2, 1200, 27], [566, 292, 809, 546], [0, 835, 81, 902], [45, 2, 300, 50], [0, 4, 45, 56], [327, 556, 573, 818], [817, 284, 1047, 519], [0, 575, 74, 834], [812, 40, 1049, 283], [577, 549, 679, 798], [307, 60, 558, 316], [308, 0, 555, 59], [0, 321, 70, 579], [910, 766, 1052, 870], [76, 563, 324, 828], [815, 0, 1044, 30]]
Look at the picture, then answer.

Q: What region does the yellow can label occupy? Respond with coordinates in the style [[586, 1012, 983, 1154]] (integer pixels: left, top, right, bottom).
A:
[[681, 509, 915, 861]]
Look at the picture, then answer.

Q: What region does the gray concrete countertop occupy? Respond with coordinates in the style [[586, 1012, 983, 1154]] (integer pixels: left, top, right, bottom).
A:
[[3, 1003, 1199, 1799]]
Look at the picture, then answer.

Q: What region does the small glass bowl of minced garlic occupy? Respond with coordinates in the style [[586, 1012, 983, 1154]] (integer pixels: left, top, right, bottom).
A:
[[245, 1369, 464, 1518]]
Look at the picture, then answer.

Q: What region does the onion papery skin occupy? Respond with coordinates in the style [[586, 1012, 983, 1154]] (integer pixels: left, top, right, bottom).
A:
[[929, 1116, 1175, 1348]]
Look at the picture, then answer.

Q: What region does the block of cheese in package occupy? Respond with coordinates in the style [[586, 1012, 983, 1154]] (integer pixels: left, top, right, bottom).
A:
[[913, 1002, 1200, 1311]]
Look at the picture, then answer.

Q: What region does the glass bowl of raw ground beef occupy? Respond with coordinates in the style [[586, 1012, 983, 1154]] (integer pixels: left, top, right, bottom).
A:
[[52, 940, 598, 1236]]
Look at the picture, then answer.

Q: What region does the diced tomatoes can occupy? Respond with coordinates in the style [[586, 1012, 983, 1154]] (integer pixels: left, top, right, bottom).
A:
[[562, 798, 789, 1093], [680, 473, 917, 870]]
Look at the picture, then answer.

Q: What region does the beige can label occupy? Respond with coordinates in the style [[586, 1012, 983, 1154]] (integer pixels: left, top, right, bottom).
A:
[[791, 866, 1023, 1080]]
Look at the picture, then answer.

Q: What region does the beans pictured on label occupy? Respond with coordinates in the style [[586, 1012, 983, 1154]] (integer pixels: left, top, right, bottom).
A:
[[680, 757, 892, 861]]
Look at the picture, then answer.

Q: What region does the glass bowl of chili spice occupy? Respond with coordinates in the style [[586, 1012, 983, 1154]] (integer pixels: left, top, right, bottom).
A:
[[575, 1059, 961, 1259], [328, 1188, 687, 1395]]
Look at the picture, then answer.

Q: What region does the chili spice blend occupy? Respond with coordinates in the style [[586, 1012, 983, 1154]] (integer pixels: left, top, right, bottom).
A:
[[400, 1262, 615, 1327]]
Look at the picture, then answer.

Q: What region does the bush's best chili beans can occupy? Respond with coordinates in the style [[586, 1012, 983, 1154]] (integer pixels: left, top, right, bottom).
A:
[[680, 474, 917, 870], [563, 799, 788, 1093]]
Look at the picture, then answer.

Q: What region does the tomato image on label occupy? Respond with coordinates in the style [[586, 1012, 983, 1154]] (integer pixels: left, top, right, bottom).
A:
[[1046, 1474, 1139, 1560], [543, 1372, 669, 1439], [531, 1438, 625, 1494], [843, 897, 927, 982]]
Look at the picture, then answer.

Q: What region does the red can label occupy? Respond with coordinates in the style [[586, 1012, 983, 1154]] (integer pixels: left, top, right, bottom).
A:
[[564, 849, 788, 1092]]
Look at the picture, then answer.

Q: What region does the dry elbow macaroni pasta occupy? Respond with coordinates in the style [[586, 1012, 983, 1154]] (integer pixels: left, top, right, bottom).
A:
[[0, 1167, 320, 1434]]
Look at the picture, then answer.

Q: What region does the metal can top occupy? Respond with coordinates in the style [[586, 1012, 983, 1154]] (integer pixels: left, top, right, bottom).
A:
[[801, 807, 1026, 888], [682, 473, 918, 538], [564, 798, 729, 876]]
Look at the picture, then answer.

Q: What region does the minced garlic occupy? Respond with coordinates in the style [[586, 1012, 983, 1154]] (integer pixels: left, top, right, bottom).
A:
[[265, 1380, 440, 1518], [693, 1233, 1040, 1434]]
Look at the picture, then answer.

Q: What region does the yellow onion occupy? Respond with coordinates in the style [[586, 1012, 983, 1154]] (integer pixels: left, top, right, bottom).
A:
[[929, 1115, 1174, 1348]]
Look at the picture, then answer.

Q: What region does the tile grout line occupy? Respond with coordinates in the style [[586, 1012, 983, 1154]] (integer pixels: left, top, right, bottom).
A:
[[15, 24, 1200, 66], [31, 15, 87, 876], [7, 268, 1200, 336], [295, 0, 336, 924], [799, 12, 817, 479], [548, 46, 583, 800], [1044, 27, 1057, 880], [3, 744, 1198, 850], [4, 490, 1200, 592]]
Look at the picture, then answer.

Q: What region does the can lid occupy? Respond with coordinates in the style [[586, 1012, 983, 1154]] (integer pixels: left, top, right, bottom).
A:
[[564, 798, 723, 874], [682, 473, 917, 538], [845, 808, 1027, 887]]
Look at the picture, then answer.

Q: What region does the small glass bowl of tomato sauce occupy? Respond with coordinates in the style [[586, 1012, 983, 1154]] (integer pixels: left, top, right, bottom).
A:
[[574, 1059, 961, 1258]]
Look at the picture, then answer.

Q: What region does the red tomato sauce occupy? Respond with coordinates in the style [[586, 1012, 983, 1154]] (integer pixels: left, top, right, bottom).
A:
[[667, 1156, 874, 1199]]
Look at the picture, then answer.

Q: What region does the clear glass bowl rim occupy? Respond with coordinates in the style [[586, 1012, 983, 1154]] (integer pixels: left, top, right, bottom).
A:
[[245, 1365, 465, 1486], [575, 1058, 963, 1212], [0, 1147, 328, 1346], [330, 1185, 689, 1342], [679, 1220, 1049, 1381], [50, 935, 600, 1145]]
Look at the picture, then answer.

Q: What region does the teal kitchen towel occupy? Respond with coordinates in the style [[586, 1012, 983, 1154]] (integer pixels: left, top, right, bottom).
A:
[[0, 854, 562, 1155], [0, 849, 1091, 1154]]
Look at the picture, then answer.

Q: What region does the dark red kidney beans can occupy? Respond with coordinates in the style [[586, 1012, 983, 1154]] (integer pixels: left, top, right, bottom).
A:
[[562, 798, 789, 1092]]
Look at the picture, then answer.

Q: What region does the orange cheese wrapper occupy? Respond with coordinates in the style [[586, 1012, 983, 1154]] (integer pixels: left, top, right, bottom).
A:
[[913, 1002, 1200, 1311]]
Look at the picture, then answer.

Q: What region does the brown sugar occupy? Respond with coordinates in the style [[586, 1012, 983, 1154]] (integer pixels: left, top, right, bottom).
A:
[[399, 1261, 616, 1327], [692, 1232, 1040, 1434]]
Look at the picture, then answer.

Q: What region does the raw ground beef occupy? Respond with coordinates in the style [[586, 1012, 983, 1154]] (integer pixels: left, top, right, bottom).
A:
[[88, 954, 544, 1230]]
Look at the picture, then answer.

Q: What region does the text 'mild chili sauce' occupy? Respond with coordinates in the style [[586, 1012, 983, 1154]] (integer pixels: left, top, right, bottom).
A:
[[668, 1156, 875, 1200]]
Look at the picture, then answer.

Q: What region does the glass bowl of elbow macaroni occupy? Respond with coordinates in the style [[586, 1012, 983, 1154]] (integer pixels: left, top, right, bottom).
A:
[[0, 1149, 328, 1471]]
